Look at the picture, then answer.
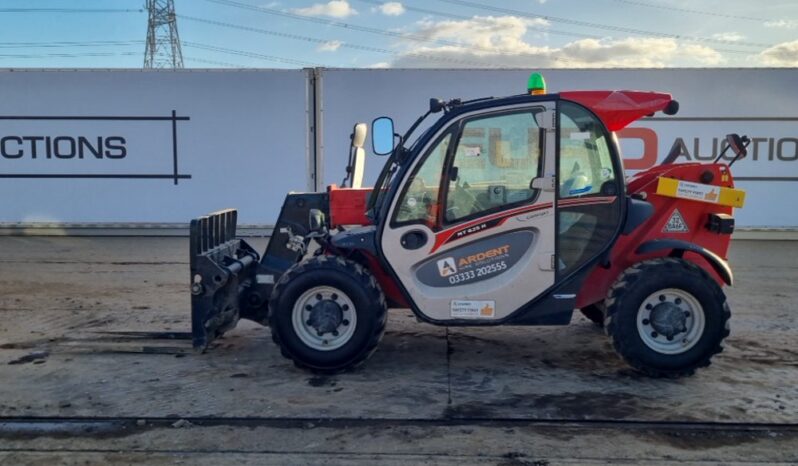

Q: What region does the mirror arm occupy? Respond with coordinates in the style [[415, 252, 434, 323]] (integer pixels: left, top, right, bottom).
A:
[[712, 143, 733, 164], [401, 109, 433, 144], [341, 140, 356, 187], [728, 138, 750, 168]]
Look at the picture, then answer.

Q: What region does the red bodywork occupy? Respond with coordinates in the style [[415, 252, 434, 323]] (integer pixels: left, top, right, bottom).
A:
[[328, 185, 372, 227], [562, 91, 736, 307], [560, 90, 673, 131], [575, 163, 735, 308], [328, 184, 408, 306], [326, 90, 738, 312]]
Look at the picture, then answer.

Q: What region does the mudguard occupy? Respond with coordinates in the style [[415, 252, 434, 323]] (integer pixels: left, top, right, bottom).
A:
[[636, 239, 733, 286]]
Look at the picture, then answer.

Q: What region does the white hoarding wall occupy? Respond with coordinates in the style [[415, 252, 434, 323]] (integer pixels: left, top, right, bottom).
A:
[[1, 68, 796, 230], [320, 68, 798, 228], [0, 69, 311, 225]]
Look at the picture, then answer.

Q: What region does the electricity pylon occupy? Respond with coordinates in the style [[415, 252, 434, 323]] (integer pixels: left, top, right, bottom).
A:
[[144, 0, 184, 68]]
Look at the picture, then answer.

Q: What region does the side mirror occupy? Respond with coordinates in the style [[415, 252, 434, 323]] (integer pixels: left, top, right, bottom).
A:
[[372, 117, 395, 156], [726, 133, 748, 159]]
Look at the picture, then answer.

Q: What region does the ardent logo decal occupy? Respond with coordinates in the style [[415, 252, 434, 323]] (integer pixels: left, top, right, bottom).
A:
[[417, 231, 534, 288], [458, 244, 510, 267], [436, 257, 458, 277]]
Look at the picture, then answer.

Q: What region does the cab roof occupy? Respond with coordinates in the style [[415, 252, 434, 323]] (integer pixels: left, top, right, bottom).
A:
[[448, 90, 677, 132]]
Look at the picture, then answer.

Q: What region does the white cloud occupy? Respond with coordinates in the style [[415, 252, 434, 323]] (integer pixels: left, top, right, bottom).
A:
[[711, 32, 745, 42], [389, 16, 724, 68], [369, 62, 391, 68], [764, 19, 798, 29], [679, 44, 724, 65], [375, 2, 405, 16], [760, 40, 798, 66], [412, 16, 549, 51], [292, 0, 357, 18], [317, 40, 342, 52]]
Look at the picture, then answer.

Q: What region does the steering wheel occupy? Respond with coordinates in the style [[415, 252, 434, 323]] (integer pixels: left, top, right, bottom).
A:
[[447, 180, 483, 220]]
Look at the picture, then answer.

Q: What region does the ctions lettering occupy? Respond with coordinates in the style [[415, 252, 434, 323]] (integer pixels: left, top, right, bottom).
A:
[[0, 136, 126, 160], [0, 112, 190, 184]]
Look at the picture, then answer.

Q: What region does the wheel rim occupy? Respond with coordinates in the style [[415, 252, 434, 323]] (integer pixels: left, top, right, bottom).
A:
[[291, 286, 357, 351], [636, 288, 705, 355]]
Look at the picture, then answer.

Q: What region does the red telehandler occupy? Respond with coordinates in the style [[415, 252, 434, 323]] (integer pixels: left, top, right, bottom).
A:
[[189, 73, 747, 377]]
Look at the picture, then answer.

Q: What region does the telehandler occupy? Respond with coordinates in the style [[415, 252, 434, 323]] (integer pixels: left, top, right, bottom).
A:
[[189, 73, 747, 377]]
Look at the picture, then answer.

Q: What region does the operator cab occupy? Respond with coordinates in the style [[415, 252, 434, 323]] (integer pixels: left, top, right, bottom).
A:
[[370, 74, 670, 324]]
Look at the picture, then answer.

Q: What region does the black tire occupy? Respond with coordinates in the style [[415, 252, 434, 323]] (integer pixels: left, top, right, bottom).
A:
[[579, 303, 606, 327], [269, 255, 387, 373], [604, 258, 730, 378]]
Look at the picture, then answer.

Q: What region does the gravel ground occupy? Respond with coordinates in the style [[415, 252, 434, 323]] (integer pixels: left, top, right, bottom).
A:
[[0, 237, 796, 465]]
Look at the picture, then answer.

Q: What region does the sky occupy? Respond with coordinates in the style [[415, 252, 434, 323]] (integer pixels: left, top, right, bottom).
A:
[[0, 0, 796, 69]]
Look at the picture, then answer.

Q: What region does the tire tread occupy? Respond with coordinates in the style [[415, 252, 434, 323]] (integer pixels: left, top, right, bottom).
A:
[[268, 255, 387, 373], [604, 258, 730, 378]]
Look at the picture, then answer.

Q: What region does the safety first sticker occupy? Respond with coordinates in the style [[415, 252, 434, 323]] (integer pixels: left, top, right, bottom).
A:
[[656, 177, 745, 208], [451, 300, 495, 319]]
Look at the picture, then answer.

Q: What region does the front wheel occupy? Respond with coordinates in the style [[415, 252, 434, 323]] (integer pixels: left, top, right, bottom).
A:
[[269, 256, 387, 373], [605, 258, 730, 377]]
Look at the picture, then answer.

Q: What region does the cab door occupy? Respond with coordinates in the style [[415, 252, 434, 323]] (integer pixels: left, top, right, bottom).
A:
[[380, 102, 557, 322]]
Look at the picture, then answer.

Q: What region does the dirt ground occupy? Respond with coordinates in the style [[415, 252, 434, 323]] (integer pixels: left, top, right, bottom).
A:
[[0, 236, 796, 465]]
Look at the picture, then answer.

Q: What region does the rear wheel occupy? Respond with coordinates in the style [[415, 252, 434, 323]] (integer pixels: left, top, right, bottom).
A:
[[605, 258, 730, 377], [269, 256, 387, 373]]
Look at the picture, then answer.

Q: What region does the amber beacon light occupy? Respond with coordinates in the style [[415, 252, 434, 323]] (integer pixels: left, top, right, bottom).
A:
[[527, 72, 546, 95]]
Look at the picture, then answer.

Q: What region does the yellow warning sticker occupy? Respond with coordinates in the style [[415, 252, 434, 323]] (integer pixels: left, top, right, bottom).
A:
[[450, 300, 495, 319], [656, 177, 745, 208]]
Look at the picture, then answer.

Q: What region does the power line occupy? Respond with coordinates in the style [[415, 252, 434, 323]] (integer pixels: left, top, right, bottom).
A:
[[183, 42, 323, 67], [0, 40, 323, 67], [0, 8, 142, 13], [0, 52, 140, 59], [361, 0, 755, 57], [193, 1, 576, 65], [355, 0, 601, 39], [183, 56, 252, 68], [208, 0, 601, 41], [429, 0, 774, 48], [0, 40, 144, 49], [179, 14, 524, 68], [609, 0, 770, 22], [357, 0, 758, 57]]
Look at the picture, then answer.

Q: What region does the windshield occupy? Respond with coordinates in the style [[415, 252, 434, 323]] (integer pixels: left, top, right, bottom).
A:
[[367, 121, 437, 220], [368, 150, 402, 220]]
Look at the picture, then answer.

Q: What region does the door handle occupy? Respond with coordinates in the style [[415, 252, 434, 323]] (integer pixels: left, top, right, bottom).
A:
[[400, 230, 428, 250]]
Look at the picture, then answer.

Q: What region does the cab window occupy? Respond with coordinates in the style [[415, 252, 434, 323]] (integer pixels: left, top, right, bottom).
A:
[[557, 101, 622, 277], [559, 105, 617, 199], [393, 133, 451, 225], [444, 110, 543, 223]]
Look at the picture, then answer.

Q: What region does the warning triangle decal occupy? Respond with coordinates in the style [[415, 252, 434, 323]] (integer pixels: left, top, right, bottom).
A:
[[663, 209, 689, 233]]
